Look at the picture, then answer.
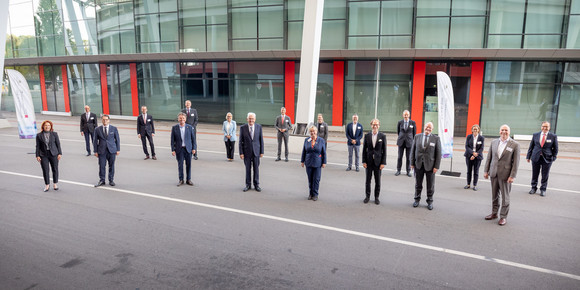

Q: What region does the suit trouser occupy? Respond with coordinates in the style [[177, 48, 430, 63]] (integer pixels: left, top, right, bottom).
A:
[[193, 127, 198, 157], [397, 145, 411, 172], [175, 147, 192, 181], [306, 166, 322, 197], [531, 158, 552, 191], [83, 130, 94, 154], [365, 165, 382, 198], [40, 155, 59, 185], [98, 151, 116, 182], [465, 157, 482, 186], [140, 133, 155, 156], [277, 132, 289, 158], [244, 155, 260, 187], [414, 166, 435, 204], [490, 177, 511, 218], [347, 144, 360, 168], [225, 140, 235, 159]]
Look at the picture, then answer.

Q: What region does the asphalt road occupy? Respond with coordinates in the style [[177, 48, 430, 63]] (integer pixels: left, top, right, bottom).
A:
[[1, 114, 579, 289]]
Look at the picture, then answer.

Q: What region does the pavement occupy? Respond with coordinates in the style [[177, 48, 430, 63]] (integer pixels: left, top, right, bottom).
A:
[[0, 113, 579, 289]]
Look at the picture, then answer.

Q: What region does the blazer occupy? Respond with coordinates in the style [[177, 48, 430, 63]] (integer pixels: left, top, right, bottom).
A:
[[301, 137, 327, 168], [485, 138, 520, 181], [137, 114, 155, 136], [362, 132, 387, 167], [526, 132, 558, 163], [275, 115, 293, 135], [170, 124, 197, 153], [410, 133, 442, 171], [464, 134, 485, 160], [222, 120, 238, 142], [94, 125, 121, 154], [345, 122, 364, 145], [396, 119, 416, 147], [181, 108, 198, 127], [239, 123, 264, 157], [316, 121, 329, 141], [35, 131, 62, 157], [80, 112, 97, 133]]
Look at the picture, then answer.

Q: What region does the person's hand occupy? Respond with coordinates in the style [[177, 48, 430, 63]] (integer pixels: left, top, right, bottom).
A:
[[172, 151, 176, 156], [240, 154, 244, 160], [227, 135, 231, 139], [301, 163, 304, 168], [470, 156, 475, 160], [260, 154, 263, 158], [363, 163, 367, 169], [433, 168, 438, 174], [484, 172, 489, 179], [508, 177, 514, 183], [81, 132, 84, 136], [116, 151, 120, 156], [527, 159, 530, 163], [379, 164, 385, 170], [138, 134, 141, 139], [192, 150, 196, 155], [95, 153, 98, 157], [152, 133, 155, 137], [322, 164, 326, 168], [473, 152, 478, 157], [36, 157, 41, 162], [411, 165, 415, 170], [57, 155, 61, 161]]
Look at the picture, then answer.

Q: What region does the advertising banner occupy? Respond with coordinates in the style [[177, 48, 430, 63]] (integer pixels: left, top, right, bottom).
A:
[[6, 69, 37, 139], [437, 71, 454, 158]]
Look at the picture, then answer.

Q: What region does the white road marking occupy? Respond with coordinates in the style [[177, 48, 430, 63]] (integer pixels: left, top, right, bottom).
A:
[[1, 169, 579, 282]]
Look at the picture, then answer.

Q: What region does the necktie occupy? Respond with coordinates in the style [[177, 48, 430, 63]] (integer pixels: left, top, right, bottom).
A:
[[405, 121, 408, 130], [104, 126, 108, 136], [423, 134, 428, 148], [250, 126, 254, 140], [541, 133, 546, 147]]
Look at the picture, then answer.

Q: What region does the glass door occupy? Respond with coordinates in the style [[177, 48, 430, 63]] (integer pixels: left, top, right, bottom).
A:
[[106, 64, 133, 116]]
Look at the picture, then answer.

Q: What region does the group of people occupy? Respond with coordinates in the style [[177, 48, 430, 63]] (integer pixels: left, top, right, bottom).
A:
[[36, 105, 559, 226]]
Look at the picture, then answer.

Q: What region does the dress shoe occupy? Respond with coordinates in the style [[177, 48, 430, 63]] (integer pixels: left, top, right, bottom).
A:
[[498, 218, 507, 226], [472, 186, 478, 191], [193, 156, 198, 160], [464, 185, 470, 189], [86, 153, 91, 156], [485, 213, 498, 220], [529, 188, 537, 194], [413, 201, 419, 207], [243, 186, 250, 192], [540, 190, 546, 197], [144, 156, 150, 160], [375, 199, 380, 205], [395, 171, 401, 176], [186, 180, 193, 186], [285, 158, 289, 162], [363, 197, 370, 204], [346, 167, 352, 171], [355, 167, 360, 172], [255, 186, 262, 192], [152, 156, 157, 160], [109, 181, 116, 186], [95, 181, 105, 187], [53, 185, 59, 191], [407, 172, 412, 177], [308, 195, 313, 200], [275, 157, 281, 161], [177, 180, 184, 187], [43, 187, 49, 192], [312, 196, 318, 201], [427, 204, 433, 210]]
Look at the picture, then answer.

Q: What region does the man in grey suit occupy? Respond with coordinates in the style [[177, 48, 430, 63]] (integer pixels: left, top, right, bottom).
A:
[[484, 124, 520, 226], [80, 105, 97, 156], [181, 100, 199, 160], [410, 122, 441, 210], [275, 107, 292, 162]]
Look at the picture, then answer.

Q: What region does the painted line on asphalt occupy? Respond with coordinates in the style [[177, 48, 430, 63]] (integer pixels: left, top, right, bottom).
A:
[[1, 169, 579, 282]]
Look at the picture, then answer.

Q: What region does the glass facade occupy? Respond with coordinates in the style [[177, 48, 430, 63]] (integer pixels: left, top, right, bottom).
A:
[[1, 66, 42, 113]]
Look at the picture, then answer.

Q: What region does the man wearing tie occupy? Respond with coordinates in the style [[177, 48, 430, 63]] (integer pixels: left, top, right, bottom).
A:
[[171, 113, 197, 186], [396, 110, 416, 177], [345, 114, 364, 172], [484, 124, 520, 226], [316, 113, 329, 143], [181, 100, 199, 160], [94, 115, 120, 187], [239, 112, 264, 192], [275, 107, 292, 162], [362, 119, 387, 205], [526, 121, 558, 197], [137, 106, 156, 160], [410, 122, 441, 210], [80, 105, 97, 156]]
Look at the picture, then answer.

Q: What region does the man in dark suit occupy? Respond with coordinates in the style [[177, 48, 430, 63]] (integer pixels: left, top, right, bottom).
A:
[[80, 105, 97, 156], [484, 124, 520, 226], [526, 121, 558, 196], [275, 107, 292, 162], [181, 100, 199, 160], [410, 122, 441, 210], [171, 113, 197, 186], [396, 110, 416, 177], [362, 119, 387, 205], [239, 112, 264, 192], [94, 115, 120, 187], [316, 113, 329, 143], [137, 106, 156, 160], [345, 114, 364, 172]]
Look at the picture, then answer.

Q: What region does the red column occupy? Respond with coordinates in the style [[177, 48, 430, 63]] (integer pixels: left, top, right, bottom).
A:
[[130, 63, 139, 116], [100, 64, 109, 115], [411, 61, 426, 133], [61, 65, 70, 113], [39, 65, 48, 111], [466, 61, 485, 137], [332, 61, 344, 126], [284, 61, 296, 122]]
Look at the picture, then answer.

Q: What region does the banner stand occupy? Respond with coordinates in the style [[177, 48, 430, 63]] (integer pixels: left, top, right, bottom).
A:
[[440, 157, 461, 177]]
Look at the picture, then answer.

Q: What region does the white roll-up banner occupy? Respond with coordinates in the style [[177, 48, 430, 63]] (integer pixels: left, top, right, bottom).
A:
[[437, 71, 454, 158], [6, 69, 37, 139]]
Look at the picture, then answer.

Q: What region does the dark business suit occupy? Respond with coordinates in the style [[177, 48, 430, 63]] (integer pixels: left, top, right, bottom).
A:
[[182, 107, 199, 158], [362, 131, 387, 199], [301, 137, 327, 198], [275, 114, 292, 159], [36, 131, 62, 185], [239, 123, 264, 188], [137, 113, 155, 157], [485, 138, 520, 218], [396, 119, 416, 173], [526, 131, 558, 192], [316, 121, 329, 142], [94, 125, 121, 183], [464, 134, 485, 187], [171, 124, 197, 181], [80, 112, 97, 154], [345, 122, 364, 169], [410, 133, 442, 205]]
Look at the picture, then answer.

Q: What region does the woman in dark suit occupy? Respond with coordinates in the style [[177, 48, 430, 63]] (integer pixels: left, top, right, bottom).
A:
[[464, 124, 484, 191], [222, 112, 237, 161], [301, 126, 327, 201], [36, 120, 62, 192]]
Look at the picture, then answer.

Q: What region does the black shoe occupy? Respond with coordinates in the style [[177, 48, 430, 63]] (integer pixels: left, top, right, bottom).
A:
[[53, 185, 59, 191], [464, 185, 470, 189], [243, 186, 250, 192], [43, 187, 49, 192], [540, 190, 546, 197], [177, 180, 184, 187], [529, 188, 537, 194], [355, 167, 360, 172], [346, 167, 352, 171], [407, 172, 412, 177], [95, 181, 105, 187], [144, 156, 150, 160], [186, 180, 193, 186], [312, 196, 318, 201], [152, 156, 157, 160], [413, 201, 419, 207], [375, 199, 380, 205], [395, 171, 401, 176], [285, 158, 288, 162], [109, 181, 116, 186], [427, 204, 433, 210], [308, 195, 313, 200], [363, 197, 370, 204], [86, 153, 91, 156], [275, 157, 281, 161], [193, 156, 198, 160], [255, 186, 262, 192], [473, 186, 478, 191]]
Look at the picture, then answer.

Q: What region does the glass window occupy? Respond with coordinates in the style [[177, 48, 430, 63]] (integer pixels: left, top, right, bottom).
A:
[[415, 17, 449, 48], [207, 25, 228, 51], [525, 0, 565, 34], [258, 6, 283, 38], [288, 0, 304, 21], [9, 1, 38, 58], [381, 0, 413, 35], [557, 85, 580, 137], [181, 62, 230, 123], [567, 16, 580, 48], [417, 0, 450, 17], [348, 36, 378, 49], [452, 0, 487, 16], [1, 66, 42, 113], [321, 20, 346, 49], [348, 1, 380, 36], [231, 7, 257, 39], [138, 62, 181, 120], [487, 35, 522, 48], [524, 35, 561, 49], [324, 0, 347, 19], [449, 17, 485, 48], [160, 13, 178, 42], [206, 0, 227, 24], [489, 0, 525, 34], [288, 21, 303, 49], [182, 26, 206, 52], [83, 64, 103, 116], [62, 0, 97, 56], [485, 62, 560, 83], [180, 1, 205, 26]]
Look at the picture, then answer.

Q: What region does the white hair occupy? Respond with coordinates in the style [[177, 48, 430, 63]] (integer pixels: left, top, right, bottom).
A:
[[247, 112, 256, 118]]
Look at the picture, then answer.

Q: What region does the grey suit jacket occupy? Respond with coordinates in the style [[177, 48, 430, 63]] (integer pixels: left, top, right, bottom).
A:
[[484, 138, 520, 181], [410, 133, 441, 171], [275, 115, 292, 135]]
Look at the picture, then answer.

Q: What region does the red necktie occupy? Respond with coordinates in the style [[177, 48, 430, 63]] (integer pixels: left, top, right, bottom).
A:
[[540, 134, 546, 147]]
